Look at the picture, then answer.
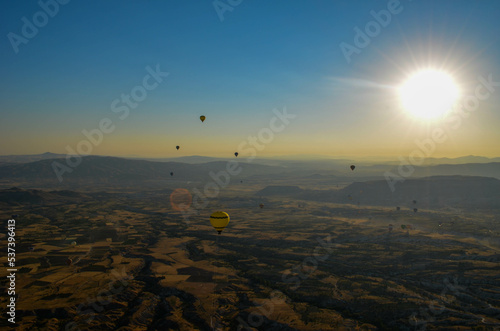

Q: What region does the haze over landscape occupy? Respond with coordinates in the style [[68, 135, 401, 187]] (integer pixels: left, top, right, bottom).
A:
[[1, 1, 500, 330]]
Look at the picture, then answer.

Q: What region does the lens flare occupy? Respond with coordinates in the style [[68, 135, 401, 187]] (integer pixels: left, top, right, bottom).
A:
[[170, 188, 192, 211]]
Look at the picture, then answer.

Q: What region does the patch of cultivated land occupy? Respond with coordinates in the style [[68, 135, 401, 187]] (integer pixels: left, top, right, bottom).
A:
[[0, 185, 499, 330]]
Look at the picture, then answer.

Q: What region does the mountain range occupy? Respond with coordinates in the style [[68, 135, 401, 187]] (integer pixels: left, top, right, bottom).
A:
[[1, 154, 500, 193], [1, 153, 500, 165], [0, 155, 283, 188], [257, 176, 500, 211]]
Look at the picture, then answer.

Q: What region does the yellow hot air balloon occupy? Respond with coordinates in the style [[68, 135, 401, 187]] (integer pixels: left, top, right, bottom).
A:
[[200, 115, 206, 122], [210, 211, 229, 234]]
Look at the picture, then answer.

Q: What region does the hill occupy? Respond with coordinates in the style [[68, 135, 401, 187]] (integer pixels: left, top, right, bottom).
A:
[[0, 152, 66, 163], [0, 156, 285, 189], [340, 175, 500, 210], [410, 162, 500, 179], [422, 155, 500, 165], [254, 176, 500, 211], [256, 185, 304, 196], [0, 187, 91, 206]]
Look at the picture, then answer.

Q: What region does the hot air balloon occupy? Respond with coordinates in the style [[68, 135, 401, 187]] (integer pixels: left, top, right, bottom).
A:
[[259, 203, 264, 209], [71, 241, 77, 246], [200, 115, 206, 122], [234, 152, 238, 157], [350, 165, 355, 171], [176, 146, 180, 150], [396, 206, 401, 211], [170, 172, 174, 177], [210, 211, 229, 235], [413, 208, 418, 213]]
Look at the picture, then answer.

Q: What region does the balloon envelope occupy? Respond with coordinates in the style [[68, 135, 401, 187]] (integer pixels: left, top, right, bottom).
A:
[[234, 152, 238, 157], [200, 115, 206, 122], [176, 146, 180, 150], [350, 165, 355, 171], [210, 211, 230, 234]]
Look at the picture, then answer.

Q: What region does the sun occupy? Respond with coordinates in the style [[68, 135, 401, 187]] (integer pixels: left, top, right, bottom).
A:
[[399, 69, 460, 120]]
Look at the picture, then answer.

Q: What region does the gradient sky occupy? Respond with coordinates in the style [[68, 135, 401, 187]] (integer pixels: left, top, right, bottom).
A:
[[1, 0, 500, 159]]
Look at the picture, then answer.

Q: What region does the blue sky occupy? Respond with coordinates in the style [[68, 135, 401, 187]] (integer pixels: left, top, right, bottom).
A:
[[1, 0, 500, 158]]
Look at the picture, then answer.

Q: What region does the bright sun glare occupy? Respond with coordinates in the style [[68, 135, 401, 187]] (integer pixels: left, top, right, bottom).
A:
[[399, 69, 460, 120]]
